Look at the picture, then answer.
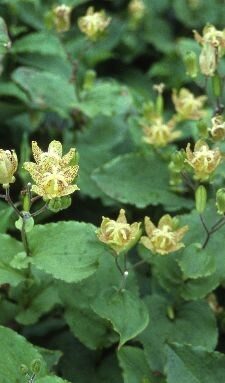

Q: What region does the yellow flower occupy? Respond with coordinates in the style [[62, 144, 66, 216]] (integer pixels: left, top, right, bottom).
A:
[[193, 25, 225, 76], [23, 141, 79, 200], [140, 215, 188, 256], [172, 88, 207, 120], [0, 149, 18, 187], [185, 140, 221, 181], [128, 0, 145, 24], [210, 115, 225, 141], [78, 7, 111, 41], [96, 209, 141, 255], [53, 4, 72, 32], [142, 117, 180, 147]]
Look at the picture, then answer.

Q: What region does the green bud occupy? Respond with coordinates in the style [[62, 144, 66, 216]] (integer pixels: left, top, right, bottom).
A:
[[156, 94, 163, 114], [48, 196, 72, 213], [212, 73, 222, 98], [15, 214, 34, 233], [171, 149, 186, 172], [183, 51, 198, 78], [195, 185, 207, 213], [31, 359, 41, 374], [20, 364, 29, 375], [166, 305, 175, 320], [197, 119, 209, 139], [83, 70, 96, 91], [216, 188, 225, 214]]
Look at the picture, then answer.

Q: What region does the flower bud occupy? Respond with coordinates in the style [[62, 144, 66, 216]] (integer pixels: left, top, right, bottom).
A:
[[183, 51, 198, 78], [83, 69, 96, 91], [199, 44, 217, 77], [31, 359, 41, 374], [0, 149, 18, 187], [78, 7, 111, 41], [216, 188, 225, 214], [53, 4, 72, 32], [212, 73, 222, 97], [20, 364, 29, 375], [171, 150, 186, 172], [195, 185, 207, 213], [210, 115, 225, 141], [197, 119, 209, 139]]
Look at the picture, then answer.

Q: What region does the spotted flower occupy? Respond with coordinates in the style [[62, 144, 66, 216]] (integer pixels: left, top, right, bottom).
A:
[[172, 88, 207, 120], [78, 7, 111, 41], [53, 4, 72, 32], [142, 117, 180, 147], [23, 141, 79, 200], [210, 115, 225, 141], [185, 140, 221, 181], [140, 215, 188, 256], [96, 209, 141, 255], [0, 149, 18, 187]]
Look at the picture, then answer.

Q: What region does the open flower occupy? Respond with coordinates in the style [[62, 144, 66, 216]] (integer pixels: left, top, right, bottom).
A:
[[185, 140, 221, 181], [140, 215, 188, 256], [96, 209, 141, 255], [172, 88, 207, 120], [0, 149, 18, 187], [142, 117, 180, 147], [23, 141, 79, 200], [78, 7, 111, 41]]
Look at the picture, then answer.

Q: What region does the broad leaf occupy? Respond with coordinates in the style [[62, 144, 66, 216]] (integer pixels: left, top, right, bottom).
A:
[[0, 234, 24, 286]]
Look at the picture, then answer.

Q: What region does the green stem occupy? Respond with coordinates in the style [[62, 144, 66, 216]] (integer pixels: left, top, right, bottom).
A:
[[5, 188, 22, 217], [21, 219, 31, 257]]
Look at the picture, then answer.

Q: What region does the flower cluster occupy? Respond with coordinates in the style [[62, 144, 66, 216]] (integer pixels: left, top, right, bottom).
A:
[[23, 140, 79, 200], [140, 215, 188, 256], [78, 7, 111, 41], [96, 209, 141, 255]]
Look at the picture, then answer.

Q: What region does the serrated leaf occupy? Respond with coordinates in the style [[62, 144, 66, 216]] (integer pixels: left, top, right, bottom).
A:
[[12, 67, 78, 117], [178, 243, 216, 279], [0, 325, 47, 382], [0, 234, 25, 286], [92, 152, 194, 210], [166, 343, 225, 383], [138, 294, 217, 372], [28, 221, 102, 283], [92, 288, 149, 348]]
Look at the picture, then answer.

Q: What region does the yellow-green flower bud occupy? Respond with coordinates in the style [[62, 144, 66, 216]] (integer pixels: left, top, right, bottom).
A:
[[0, 149, 18, 187], [183, 51, 198, 78], [216, 188, 225, 214], [197, 119, 209, 139], [31, 359, 41, 374], [53, 4, 72, 32], [212, 73, 222, 97], [171, 149, 186, 172], [195, 185, 207, 213], [83, 69, 96, 91]]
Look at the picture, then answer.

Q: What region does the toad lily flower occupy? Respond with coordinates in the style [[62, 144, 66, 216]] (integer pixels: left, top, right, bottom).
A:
[[185, 140, 222, 181], [210, 115, 225, 141], [78, 7, 111, 41], [0, 149, 18, 187], [142, 117, 181, 147], [23, 141, 79, 200], [172, 88, 207, 120], [96, 209, 141, 255], [140, 215, 188, 256]]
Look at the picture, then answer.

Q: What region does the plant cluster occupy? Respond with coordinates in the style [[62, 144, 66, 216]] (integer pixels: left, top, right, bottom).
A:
[[1, 1, 225, 382]]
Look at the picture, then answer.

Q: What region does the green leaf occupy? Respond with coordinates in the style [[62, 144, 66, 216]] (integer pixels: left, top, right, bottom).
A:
[[166, 343, 225, 383], [92, 152, 194, 210], [173, 0, 219, 28], [37, 377, 71, 383], [138, 295, 217, 372], [0, 234, 25, 286], [12, 32, 67, 58], [118, 346, 166, 383], [12, 67, 78, 117], [28, 221, 102, 283], [0, 201, 14, 233], [178, 243, 216, 279], [0, 17, 11, 56], [92, 288, 149, 348], [0, 325, 47, 382], [78, 82, 133, 118]]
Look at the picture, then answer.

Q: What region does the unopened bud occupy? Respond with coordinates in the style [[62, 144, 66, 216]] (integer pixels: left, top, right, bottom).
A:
[[83, 69, 96, 91], [197, 119, 209, 138], [31, 359, 41, 374], [183, 51, 198, 78], [216, 188, 225, 214], [213, 73, 222, 98], [20, 364, 29, 375], [171, 150, 186, 172], [195, 185, 207, 213]]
